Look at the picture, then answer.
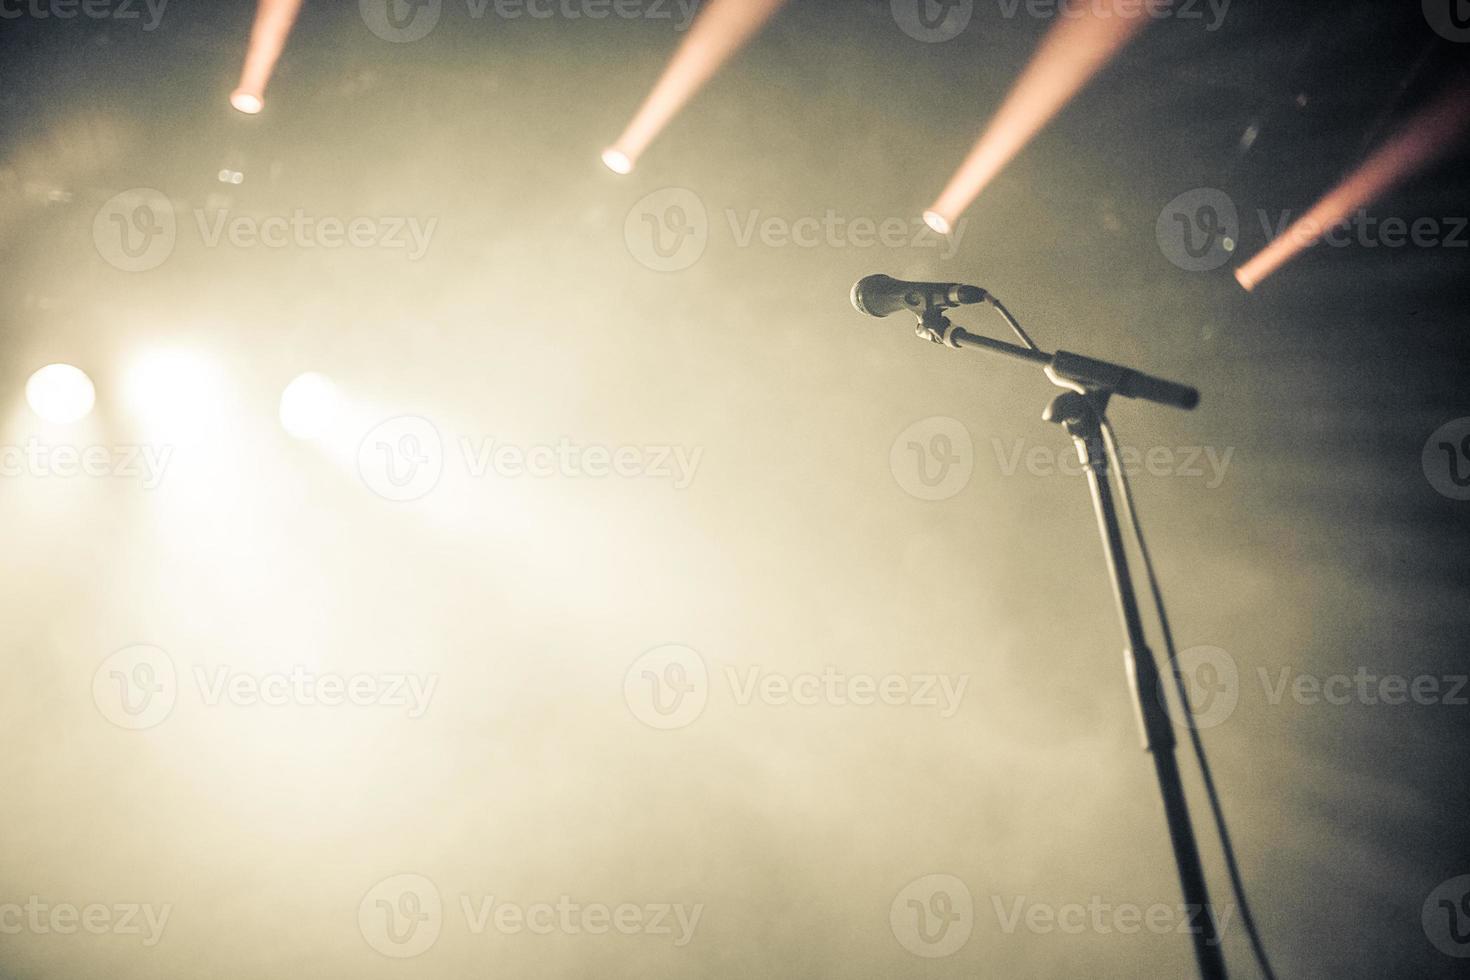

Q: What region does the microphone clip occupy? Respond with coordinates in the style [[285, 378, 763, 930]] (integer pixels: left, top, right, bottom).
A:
[[915, 308, 963, 349]]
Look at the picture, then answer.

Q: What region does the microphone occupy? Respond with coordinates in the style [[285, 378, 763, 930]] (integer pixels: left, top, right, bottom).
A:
[[851, 274, 988, 318]]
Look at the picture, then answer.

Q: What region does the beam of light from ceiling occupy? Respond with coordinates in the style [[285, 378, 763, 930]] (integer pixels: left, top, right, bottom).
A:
[[922, 0, 1161, 234], [1234, 74, 1470, 291], [601, 0, 791, 173], [230, 0, 305, 114]]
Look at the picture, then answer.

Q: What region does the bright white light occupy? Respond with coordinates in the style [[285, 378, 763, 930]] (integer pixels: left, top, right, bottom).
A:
[[601, 148, 634, 175], [923, 210, 952, 236], [278, 372, 341, 440], [123, 349, 226, 445], [230, 90, 264, 115], [25, 363, 95, 424]]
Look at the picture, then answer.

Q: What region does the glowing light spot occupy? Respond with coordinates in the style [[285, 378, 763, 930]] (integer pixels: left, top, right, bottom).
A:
[[25, 363, 95, 424], [230, 91, 264, 115], [278, 373, 342, 441], [601, 148, 634, 175]]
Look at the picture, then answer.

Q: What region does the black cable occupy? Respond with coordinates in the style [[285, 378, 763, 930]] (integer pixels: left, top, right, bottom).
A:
[[1098, 416, 1280, 980], [988, 297, 1040, 351]]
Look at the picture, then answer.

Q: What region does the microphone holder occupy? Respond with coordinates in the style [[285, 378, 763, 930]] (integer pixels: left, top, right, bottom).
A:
[[916, 306, 1227, 980]]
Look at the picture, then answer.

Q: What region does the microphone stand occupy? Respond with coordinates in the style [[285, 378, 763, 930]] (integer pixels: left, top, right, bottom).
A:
[[914, 307, 1227, 980]]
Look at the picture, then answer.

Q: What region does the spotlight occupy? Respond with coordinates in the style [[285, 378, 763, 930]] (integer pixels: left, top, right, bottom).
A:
[[122, 349, 225, 444], [278, 372, 341, 440], [229, 90, 264, 115], [925, 5, 1152, 229], [25, 363, 95, 424], [230, 0, 304, 116], [603, 0, 789, 170], [922, 210, 952, 236], [1233, 74, 1470, 291], [601, 148, 634, 175]]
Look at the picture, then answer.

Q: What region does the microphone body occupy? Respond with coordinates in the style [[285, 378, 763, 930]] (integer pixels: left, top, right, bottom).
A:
[[850, 273, 1200, 411], [851, 274, 987, 318]]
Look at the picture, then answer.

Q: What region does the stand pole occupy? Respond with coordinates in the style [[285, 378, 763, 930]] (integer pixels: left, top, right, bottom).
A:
[[1043, 389, 1227, 980]]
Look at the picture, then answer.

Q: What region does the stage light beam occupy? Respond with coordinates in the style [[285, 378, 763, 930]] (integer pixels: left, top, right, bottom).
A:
[[230, 0, 304, 115], [25, 363, 95, 424], [925, 0, 1158, 231], [1234, 75, 1470, 291], [602, 0, 790, 172]]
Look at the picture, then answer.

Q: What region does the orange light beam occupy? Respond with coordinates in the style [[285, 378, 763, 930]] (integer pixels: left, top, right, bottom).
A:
[[230, 0, 305, 114], [1234, 75, 1470, 291], [924, 0, 1161, 234], [602, 0, 790, 173]]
